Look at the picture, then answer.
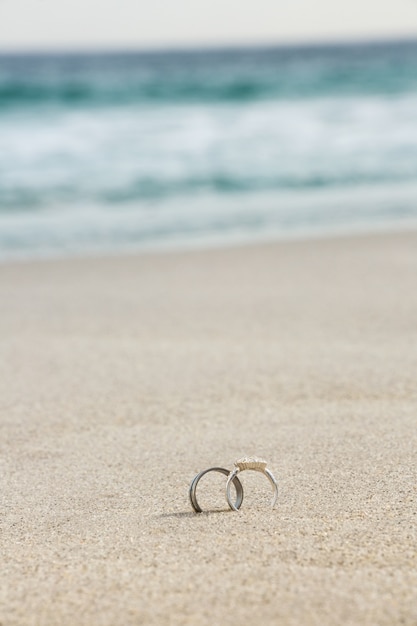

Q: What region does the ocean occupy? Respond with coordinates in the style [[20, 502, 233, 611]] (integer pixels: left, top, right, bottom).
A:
[[1, 39, 417, 260]]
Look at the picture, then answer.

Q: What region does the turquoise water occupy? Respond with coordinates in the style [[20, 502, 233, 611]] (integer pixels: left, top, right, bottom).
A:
[[1, 40, 417, 258]]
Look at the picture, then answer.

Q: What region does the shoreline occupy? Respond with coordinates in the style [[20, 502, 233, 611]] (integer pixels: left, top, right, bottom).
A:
[[1, 219, 417, 266], [1, 229, 416, 625]]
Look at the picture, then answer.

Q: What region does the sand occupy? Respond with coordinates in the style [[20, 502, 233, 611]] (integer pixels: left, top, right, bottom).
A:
[[1, 231, 416, 625]]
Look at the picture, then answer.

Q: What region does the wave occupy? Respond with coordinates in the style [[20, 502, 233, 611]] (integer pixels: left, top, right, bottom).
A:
[[1, 171, 415, 213], [2, 182, 417, 261], [1, 40, 417, 108], [0, 79, 271, 107]]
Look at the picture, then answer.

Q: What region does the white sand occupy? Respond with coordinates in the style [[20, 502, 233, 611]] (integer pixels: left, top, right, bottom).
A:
[[1, 232, 416, 625]]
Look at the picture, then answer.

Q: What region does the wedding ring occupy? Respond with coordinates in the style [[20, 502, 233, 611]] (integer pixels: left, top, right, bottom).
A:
[[189, 467, 244, 513], [226, 457, 278, 511]]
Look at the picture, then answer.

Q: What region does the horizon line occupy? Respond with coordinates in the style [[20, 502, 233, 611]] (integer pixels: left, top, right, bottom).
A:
[[0, 32, 417, 56]]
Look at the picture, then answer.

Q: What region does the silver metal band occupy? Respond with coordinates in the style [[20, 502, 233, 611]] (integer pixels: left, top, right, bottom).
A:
[[189, 467, 244, 513], [226, 462, 278, 511]]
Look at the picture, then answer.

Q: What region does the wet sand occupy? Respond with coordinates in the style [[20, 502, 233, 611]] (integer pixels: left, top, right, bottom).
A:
[[1, 231, 416, 625]]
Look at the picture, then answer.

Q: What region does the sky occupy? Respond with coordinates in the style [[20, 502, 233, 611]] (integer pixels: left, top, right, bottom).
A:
[[0, 0, 417, 50]]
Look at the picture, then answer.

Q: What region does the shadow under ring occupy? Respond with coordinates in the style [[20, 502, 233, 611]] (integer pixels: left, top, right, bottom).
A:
[[189, 467, 244, 513]]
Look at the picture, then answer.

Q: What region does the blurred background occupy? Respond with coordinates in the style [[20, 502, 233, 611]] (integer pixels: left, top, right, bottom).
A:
[[0, 0, 417, 260]]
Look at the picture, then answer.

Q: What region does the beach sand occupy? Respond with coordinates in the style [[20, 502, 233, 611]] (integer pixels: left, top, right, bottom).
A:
[[1, 231, 416, 625]]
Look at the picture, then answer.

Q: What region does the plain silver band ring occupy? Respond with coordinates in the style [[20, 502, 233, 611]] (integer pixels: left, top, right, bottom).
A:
[[226, 467, 278, 511], [189, 467, 244, 513]]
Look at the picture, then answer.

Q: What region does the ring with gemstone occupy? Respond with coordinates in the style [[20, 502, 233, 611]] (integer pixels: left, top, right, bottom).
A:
[[189, 467, 244, 513], [225, 457, 278, 511]]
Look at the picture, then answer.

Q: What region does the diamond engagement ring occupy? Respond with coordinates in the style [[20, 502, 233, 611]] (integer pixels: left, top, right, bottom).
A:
[[226, 457, 278, 511], [189, 467, 244, 513]]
